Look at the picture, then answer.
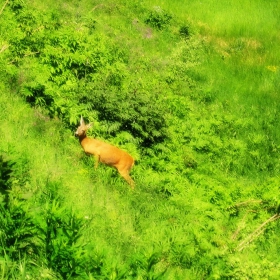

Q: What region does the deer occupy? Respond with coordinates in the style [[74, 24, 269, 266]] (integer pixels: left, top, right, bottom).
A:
[[75, 116, 135, 189]]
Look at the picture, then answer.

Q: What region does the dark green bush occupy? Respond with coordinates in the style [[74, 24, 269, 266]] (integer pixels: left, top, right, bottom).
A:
[[0, 155, 14, 192], [4, 2, 168, 147], [8, 0, 26, 14], [144, 6, 172, 30], [0, 154, 39, 261], [81, 86, 168, 146], [179, 24, 192, 39]]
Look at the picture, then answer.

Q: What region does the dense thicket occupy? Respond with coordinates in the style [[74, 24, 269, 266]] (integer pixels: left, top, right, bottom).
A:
[[2, 0, 170, 146]]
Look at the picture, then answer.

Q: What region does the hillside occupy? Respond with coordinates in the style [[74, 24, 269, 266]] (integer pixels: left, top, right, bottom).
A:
[[0, 0, 280, 279]]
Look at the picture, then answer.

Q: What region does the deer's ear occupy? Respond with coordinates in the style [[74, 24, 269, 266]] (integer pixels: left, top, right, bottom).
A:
[[80, 116, 85, 125], [87, 123, 93, 129]]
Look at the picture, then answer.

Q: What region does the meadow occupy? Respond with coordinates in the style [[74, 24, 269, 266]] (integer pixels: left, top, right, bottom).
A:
[[0, 0, 280, 279]]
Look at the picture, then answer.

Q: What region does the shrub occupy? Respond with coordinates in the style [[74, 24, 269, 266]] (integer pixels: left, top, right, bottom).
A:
[[144, 6, 172, 30], [179, 24, 192, 39], [0, 154, 40, 261], [3, 2, 168, 147], [81, 86, 168, 146]]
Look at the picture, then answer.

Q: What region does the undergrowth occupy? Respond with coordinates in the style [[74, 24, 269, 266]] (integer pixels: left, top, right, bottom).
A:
[[0, 0, 280, 279]]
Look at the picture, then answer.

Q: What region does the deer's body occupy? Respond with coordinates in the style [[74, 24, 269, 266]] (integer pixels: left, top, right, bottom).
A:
[[75, 117, 135, 188]]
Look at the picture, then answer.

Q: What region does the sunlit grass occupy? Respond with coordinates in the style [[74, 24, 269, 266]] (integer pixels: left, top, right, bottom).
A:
[[1, 0, 280, 278], [145, 0, 279, 37]]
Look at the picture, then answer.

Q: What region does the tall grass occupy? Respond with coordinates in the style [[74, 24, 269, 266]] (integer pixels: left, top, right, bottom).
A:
[[147, 0, 280, 37], [1, 0, 280, 278]]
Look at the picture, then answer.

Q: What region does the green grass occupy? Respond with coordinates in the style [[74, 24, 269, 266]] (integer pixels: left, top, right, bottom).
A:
[[1, 0, 280, 278], [148, 0, 280, 38]]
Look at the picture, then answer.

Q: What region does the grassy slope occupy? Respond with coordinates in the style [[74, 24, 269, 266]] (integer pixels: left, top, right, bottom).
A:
[[1, 0, 280, 278]]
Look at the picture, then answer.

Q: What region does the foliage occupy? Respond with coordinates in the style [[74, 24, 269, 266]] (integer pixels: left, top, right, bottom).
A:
[[2, 1, 168, 146], [0, 155, 92, 279], [0, 155, 14, 191], [144, 6, 172, 30], [37, 182, 88, 279], [0, 0, 280, 278], [0, 154, 41, 276]]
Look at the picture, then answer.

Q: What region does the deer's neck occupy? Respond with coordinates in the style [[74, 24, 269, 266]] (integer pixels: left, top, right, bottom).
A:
[[78, 134, 87, 144]]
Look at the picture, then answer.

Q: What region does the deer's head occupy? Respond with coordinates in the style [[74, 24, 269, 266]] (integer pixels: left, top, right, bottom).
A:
[[75, 116, 92, 137]]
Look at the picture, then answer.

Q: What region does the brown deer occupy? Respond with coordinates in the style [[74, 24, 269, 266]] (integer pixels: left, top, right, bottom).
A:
[[75, 116, 135, 188]]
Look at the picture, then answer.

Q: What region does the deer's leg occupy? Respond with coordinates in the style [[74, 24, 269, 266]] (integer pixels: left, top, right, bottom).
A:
[[118, 169, 135, 189], [94, 154, 100, 169]]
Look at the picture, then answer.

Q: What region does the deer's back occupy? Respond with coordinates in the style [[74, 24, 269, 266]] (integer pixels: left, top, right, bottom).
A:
[[81, 137, 134, 167]]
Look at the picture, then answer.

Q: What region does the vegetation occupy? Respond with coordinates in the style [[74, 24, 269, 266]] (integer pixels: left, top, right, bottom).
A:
[[0, 0, 280, 278]]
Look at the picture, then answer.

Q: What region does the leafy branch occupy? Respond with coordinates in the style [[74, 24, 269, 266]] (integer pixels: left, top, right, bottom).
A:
[[0, 0, 9, 16], [236, 213, 280, 252], [8, 51, 40, 64], [227, 199, 263, 212], [0, 44, 9, 53]]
